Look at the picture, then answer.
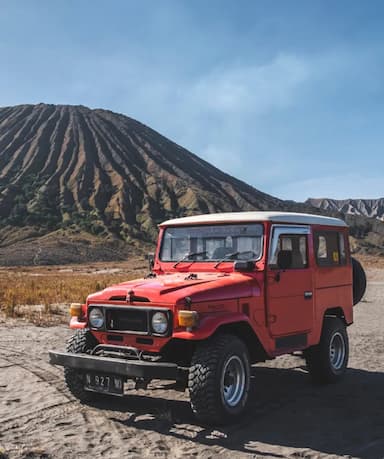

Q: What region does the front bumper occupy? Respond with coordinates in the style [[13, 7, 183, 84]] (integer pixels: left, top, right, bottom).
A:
[[49, 351, 184, 381]]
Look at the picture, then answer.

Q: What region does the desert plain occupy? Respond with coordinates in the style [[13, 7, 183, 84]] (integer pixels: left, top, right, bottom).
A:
[[0, 258, 383, 459]]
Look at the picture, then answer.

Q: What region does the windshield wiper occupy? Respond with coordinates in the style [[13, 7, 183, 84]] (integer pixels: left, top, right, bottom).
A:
[[173, 251, 207, 268], [214, 250, 256, 269]]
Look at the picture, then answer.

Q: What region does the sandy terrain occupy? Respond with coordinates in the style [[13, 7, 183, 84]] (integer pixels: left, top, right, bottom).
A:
[[0, 275, 383, 459]]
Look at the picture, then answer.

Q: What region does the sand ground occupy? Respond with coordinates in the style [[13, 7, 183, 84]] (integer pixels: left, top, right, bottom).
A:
[[0, 273, 383, 459]]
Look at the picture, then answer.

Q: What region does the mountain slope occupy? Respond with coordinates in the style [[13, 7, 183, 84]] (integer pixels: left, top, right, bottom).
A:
[[0, 104, 287, 243], [0, 104, 294, 263], [307, 198, 384, 221]]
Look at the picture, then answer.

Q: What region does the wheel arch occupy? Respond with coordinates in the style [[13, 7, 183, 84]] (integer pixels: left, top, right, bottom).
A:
[[164, 320, 269, 366], [215, 321, 269, 364], [324, 306, 348, 325]]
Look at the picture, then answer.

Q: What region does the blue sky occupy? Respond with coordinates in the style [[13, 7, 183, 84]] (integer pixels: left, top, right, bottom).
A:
[[1, 1, 384, 201]]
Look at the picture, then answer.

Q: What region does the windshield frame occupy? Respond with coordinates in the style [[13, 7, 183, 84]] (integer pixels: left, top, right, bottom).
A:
[[159, 223, 264, 264]]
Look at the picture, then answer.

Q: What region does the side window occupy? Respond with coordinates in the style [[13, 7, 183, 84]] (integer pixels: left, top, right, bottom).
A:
[[314, 231, 346, 266], [270, 234, 308, 269]]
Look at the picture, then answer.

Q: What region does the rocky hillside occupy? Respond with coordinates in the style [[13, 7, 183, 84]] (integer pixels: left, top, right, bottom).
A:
[[307, 198, 384, 221]]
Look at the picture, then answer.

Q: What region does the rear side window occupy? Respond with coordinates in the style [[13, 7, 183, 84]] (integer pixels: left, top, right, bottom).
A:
[[314, 231, 347, 267]]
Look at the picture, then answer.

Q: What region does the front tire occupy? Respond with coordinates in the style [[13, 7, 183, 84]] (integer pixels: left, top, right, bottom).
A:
[[188, 334, 251, 425], [64, 329, 99, 402], [304, 317, 349, 384]]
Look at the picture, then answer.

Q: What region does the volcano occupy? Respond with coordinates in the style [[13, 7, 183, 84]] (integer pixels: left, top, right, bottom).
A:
[[0, 104, 285, 244]]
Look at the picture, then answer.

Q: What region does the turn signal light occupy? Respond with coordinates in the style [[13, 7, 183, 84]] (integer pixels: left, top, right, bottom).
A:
[[178, 310, 199, 328], [69, 303, 82, 317]]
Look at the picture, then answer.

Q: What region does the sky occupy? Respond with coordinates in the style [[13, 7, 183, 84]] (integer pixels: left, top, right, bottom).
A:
[[1, 0, 384, 201]]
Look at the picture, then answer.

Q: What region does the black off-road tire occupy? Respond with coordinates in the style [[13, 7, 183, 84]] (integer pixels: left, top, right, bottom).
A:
[[64, 329, 99, 402], [304, 317, 349, 384], [188, 334, 251, 425], [352, 257, 367, 305]]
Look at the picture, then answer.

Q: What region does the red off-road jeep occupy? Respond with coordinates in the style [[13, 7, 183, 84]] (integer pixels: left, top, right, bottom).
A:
[[50, 211, 366, 424]]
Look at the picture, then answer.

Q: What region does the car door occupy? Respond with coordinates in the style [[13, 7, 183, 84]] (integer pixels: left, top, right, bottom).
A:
[[266, 225, 314, 347]]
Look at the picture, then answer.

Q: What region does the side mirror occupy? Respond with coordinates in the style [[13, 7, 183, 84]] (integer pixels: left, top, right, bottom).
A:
[[234, 260, 254, 272], [277, 250, 292, 270], [147, 253, 155, 271]]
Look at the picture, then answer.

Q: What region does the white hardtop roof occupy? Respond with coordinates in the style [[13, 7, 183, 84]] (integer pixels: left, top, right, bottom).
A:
[[160, 211, 347, 228]]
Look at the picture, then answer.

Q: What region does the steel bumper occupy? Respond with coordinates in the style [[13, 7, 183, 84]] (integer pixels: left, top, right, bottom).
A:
[[49, 351, 182, 380]]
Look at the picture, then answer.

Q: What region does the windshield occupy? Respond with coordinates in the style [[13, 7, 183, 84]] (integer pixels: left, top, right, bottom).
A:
[[160, 224, 263, 262]]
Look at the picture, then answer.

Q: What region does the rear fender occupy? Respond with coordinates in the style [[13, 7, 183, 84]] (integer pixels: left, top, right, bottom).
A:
[[310, 306, 352, 345]]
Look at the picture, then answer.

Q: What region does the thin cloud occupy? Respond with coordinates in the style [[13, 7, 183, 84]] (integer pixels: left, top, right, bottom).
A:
[[188, 54, 311, 115]]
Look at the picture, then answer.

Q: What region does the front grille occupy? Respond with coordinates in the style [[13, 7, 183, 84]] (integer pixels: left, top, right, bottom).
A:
[[89, 305, 172, 336], [106, 308, 148, 333]]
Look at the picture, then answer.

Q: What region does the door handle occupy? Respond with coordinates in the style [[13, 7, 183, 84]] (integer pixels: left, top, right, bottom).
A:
[[304, 291, 313, 299]]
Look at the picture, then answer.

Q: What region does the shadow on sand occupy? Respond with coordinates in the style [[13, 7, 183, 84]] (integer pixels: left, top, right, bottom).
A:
[[91, 365, 384, 459]]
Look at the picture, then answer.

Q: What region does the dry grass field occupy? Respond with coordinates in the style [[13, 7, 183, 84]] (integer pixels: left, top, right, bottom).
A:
[[0, 259, 147, 325], [0, 254, 381, 326]]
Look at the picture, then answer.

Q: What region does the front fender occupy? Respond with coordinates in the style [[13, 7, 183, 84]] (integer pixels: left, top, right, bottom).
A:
[[70, 316, 87, 329], [172, 312, 252, 340]]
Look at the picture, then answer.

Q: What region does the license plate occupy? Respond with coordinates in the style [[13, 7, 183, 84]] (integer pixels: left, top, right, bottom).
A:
[[84, 373, 124, 396]]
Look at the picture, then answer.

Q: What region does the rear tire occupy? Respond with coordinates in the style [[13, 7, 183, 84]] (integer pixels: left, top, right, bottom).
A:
[[188, 334, 250, 425], [64, 329, 99, 402], [305, 317, 349, 384]]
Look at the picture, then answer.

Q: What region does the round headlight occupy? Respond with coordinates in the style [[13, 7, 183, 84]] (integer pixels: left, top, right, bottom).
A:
[[89, 308, 104, 329], [151, 311, 168, 334]]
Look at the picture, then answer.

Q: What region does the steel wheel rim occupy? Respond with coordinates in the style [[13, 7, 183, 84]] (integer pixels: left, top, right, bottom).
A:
[[221, 355, 246, 407], [329, 332, 346, 370]]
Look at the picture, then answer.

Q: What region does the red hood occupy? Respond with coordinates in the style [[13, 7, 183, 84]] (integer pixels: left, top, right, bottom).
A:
[[87, 271, 261, 305]]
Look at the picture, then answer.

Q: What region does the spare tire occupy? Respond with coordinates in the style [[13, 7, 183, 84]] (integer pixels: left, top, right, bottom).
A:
[[352, 257, 366, 305]]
